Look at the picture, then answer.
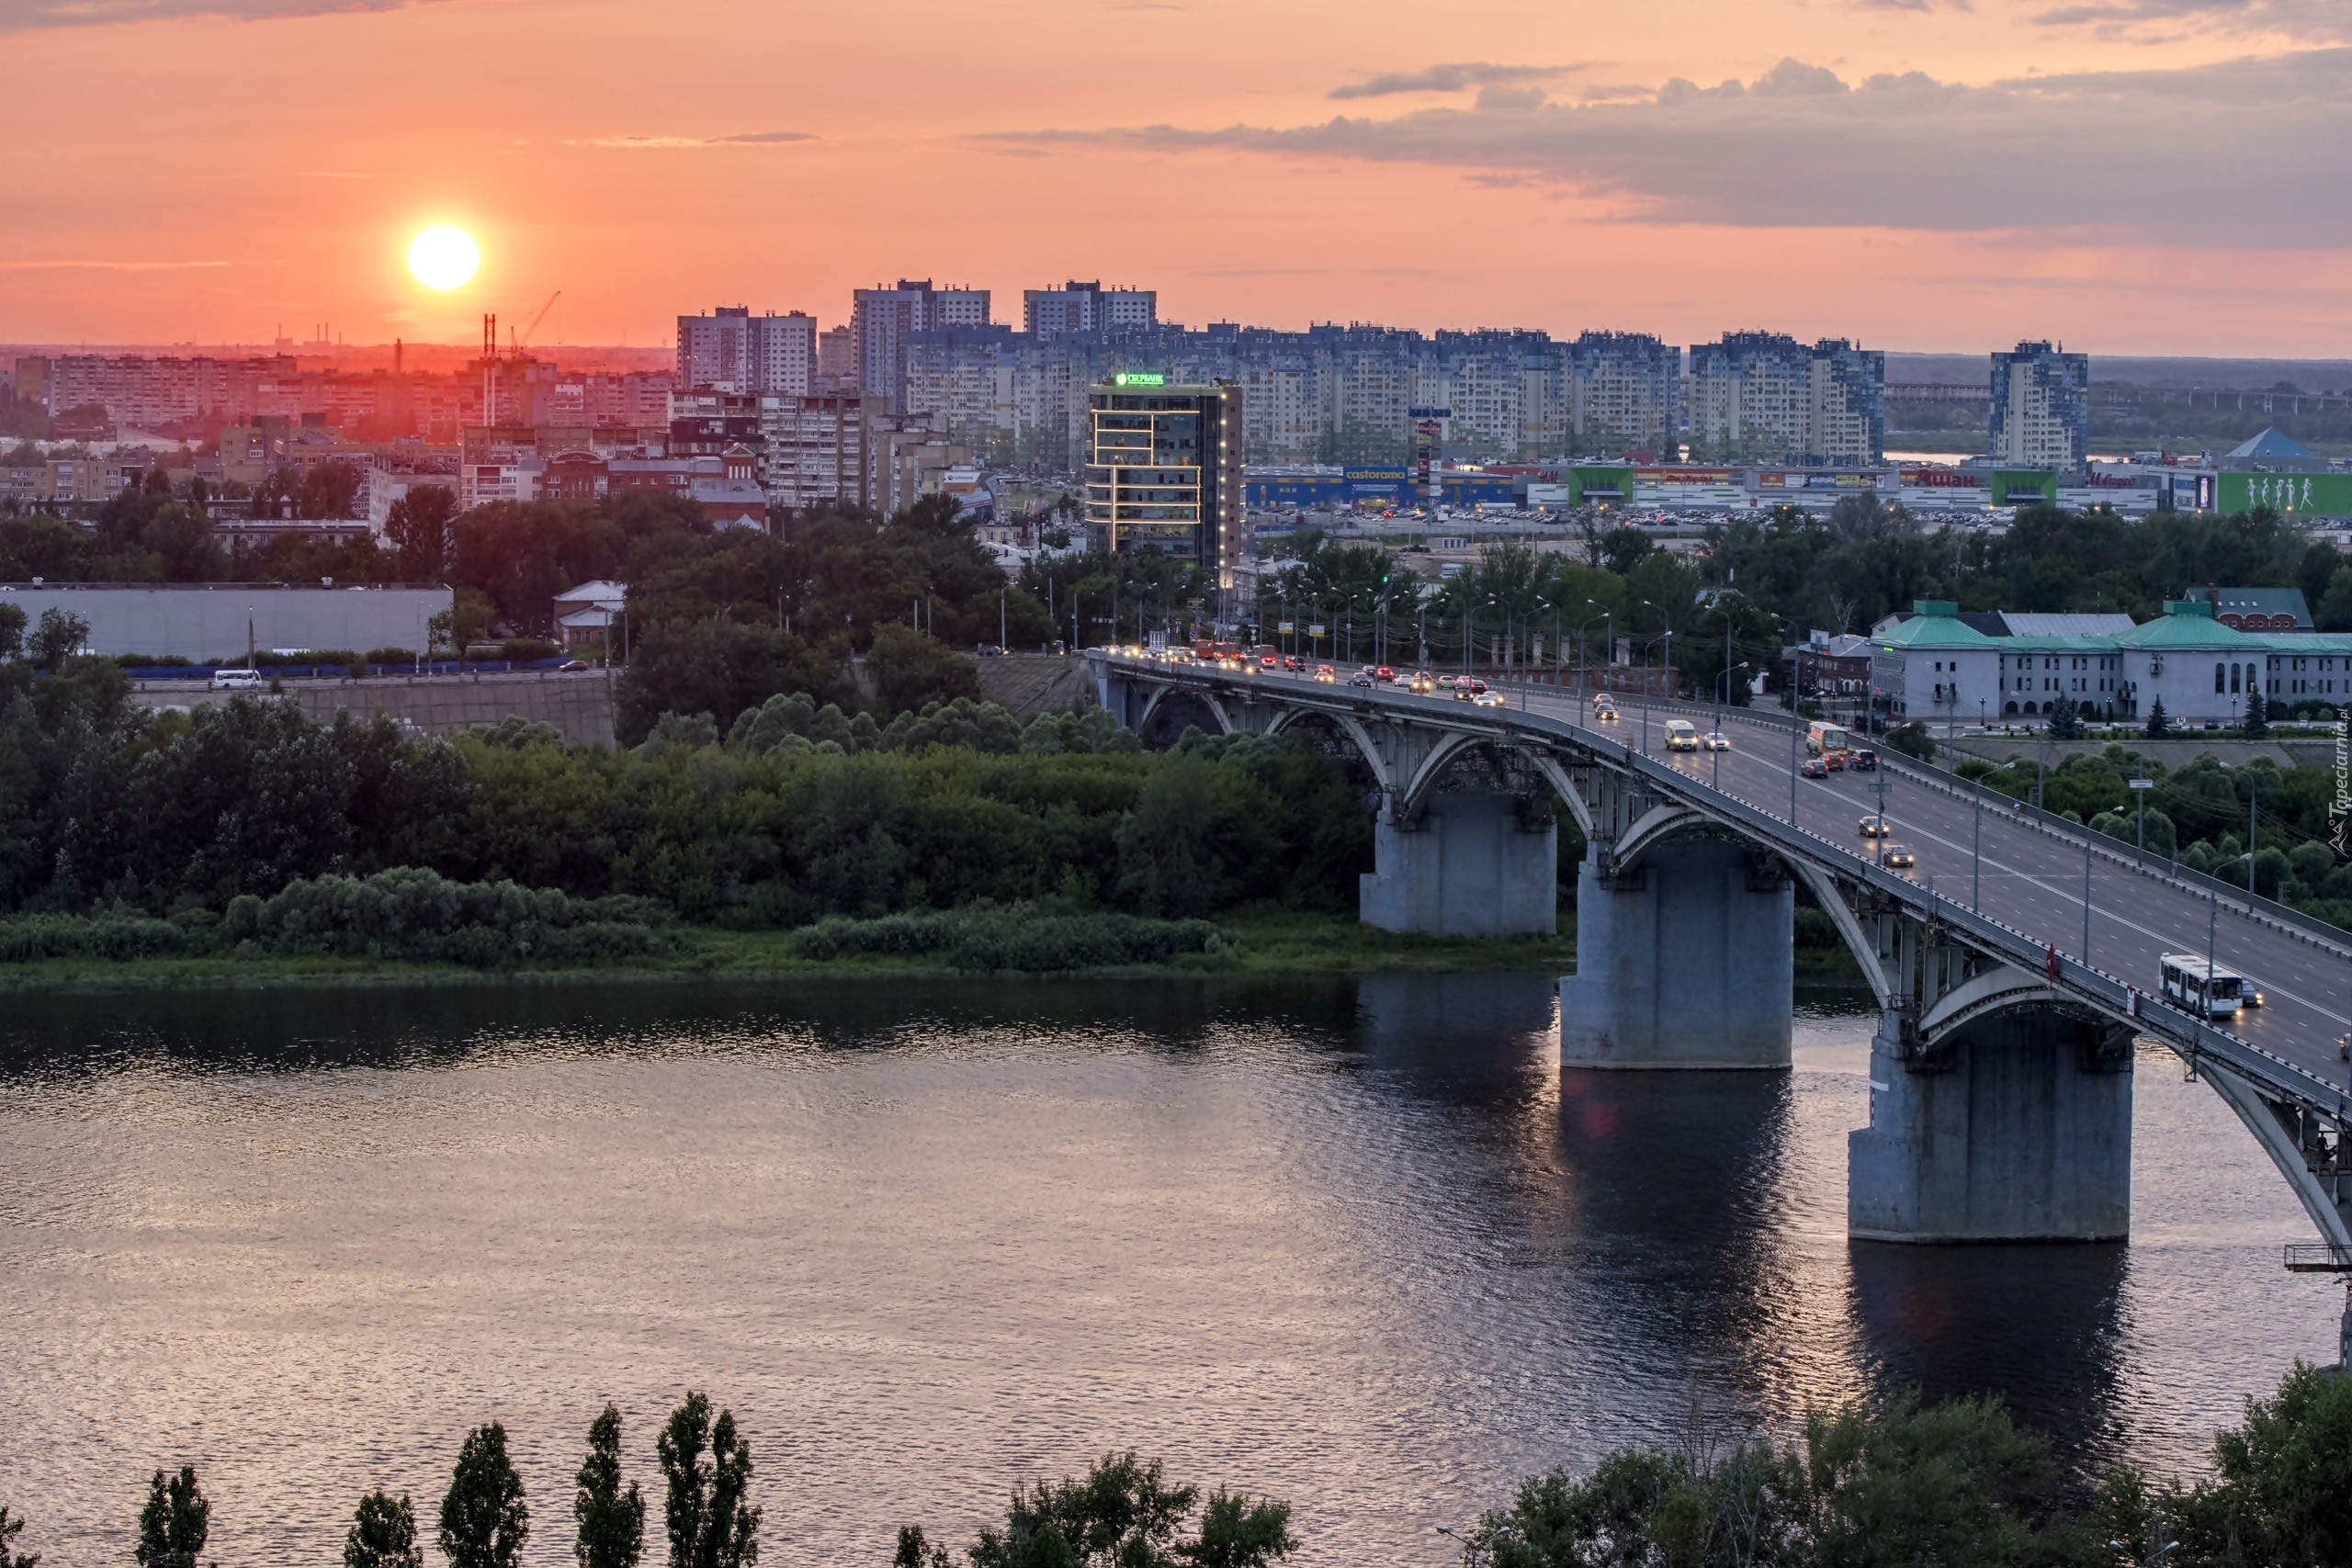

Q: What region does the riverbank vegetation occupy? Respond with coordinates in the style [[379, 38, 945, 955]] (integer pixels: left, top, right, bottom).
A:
[[0, 663, 1588, 978], [6, 1367, 2344, 1568]]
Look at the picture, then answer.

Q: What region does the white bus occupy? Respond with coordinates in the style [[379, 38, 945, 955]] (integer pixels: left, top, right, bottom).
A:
[[1664, 719, 1700, 751], [2161, 953, 2245, 1018]]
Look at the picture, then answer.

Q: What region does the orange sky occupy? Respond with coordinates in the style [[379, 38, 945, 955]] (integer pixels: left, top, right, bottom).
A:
[[7, 0, 2351, 357]]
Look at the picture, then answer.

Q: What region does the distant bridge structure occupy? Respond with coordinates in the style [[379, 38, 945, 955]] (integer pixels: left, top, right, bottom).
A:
[[1091, 651, 2352, 1362]]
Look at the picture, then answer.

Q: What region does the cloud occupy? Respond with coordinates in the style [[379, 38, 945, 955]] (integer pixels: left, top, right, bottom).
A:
[[979, 49, 2352, 241], [570, 130, 814, 148], [0, 258, 229, 269], [1329, 61, 1589, 100], [2030, 0, 2352, 40], [0, 0, 435, 28]]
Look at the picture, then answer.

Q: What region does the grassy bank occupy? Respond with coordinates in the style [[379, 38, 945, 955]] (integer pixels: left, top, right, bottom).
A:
[[0, 908, 1572, 990], [0, 899, 1871, 992]]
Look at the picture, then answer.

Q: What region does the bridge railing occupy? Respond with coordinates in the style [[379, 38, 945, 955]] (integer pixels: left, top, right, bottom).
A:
[[1532, 683, 2352, 961]]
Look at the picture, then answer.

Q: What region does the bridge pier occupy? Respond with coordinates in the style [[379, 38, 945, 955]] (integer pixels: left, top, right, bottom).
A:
[[1560, 840, 1793, 1069], [1849, 1009, 2133, 1242], [1358, 792, 1557, 937]]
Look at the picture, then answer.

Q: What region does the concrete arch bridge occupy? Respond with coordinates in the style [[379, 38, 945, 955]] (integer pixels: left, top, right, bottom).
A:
[[1091, 651, 2352, 1362]]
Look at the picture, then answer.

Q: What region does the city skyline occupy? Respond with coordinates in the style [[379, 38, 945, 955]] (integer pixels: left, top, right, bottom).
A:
[[7, 0, 2351, 356]]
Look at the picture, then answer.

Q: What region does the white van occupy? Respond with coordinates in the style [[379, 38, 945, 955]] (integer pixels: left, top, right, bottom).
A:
[[1664, 719, 1700, 752], [209, 667, 263, 691]]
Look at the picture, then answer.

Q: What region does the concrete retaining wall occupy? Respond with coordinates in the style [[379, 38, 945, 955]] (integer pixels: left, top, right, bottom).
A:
[[132, 671, 617, 748]]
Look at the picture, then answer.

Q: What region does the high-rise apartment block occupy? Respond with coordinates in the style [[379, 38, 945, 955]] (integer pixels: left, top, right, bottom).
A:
[[1563, 332, 1679, 455], [1689, 332, 1883, 465], [1084, 375, 1241, 587], [1023, 282, 1158, 337], [1990, 341, 2090, 471], [675, 306, 816, 396], [851, 280, 990, 411], [759, 394, 870, 510]]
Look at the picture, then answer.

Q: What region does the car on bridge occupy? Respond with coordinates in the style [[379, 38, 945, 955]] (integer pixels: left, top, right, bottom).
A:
[[1881, 844, 1917, 870], [1314, 665, 1337, 683], [1474, 690, 1507, 708], [1351, 669, 1376, 687], [1595, 703, 1621, 723], [1374, 666, 1396, 682], [1800, 756, 1829, 778], [1849, 748, 1878, 771], [1860, 814, 1891, 837], [1409, 671, 1437, 693], [1703, 731, 1731, 751]]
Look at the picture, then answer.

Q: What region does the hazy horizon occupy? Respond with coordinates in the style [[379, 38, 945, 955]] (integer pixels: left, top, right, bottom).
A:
[[8, 0, 2352, 357]]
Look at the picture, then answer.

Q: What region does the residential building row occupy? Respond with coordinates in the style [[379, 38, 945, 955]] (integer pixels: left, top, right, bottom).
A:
[[17, 350, 673, 440]]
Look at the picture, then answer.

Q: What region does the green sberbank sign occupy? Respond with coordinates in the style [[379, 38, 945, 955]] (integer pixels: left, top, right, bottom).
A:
[[1110, 370, 1166, 387]]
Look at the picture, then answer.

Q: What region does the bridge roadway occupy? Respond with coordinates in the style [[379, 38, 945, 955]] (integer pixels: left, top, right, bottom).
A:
[[1095, 650, 2352, 1286], [1593, 688, 2352, 1098]]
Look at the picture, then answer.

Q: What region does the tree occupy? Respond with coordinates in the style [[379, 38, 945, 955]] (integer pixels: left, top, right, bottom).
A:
[[892, 1528, 951, 1568], [2047, 693, 2082, 740], [1177, 1492, 1295, 1568], [972, 1453, 1197, 1568], [657, 1392, 761, 1568], [388, 485, 459, 579], [0, 602, 23, 660], [136, 1468, 209, 1568], [29, 607, 88, 670], [1, 1505, 39, 1568], [865, 625, 980, 716], [1883, 721, 1935, 762], [440, 1424, 529, 1568], [615, 620, 850, 746], [2243, 683, 2269, 739], [2200, 1359, 2352, 1562], [346, 1492, 423, 1568], [2144, 697, 2169, 739], [576, 1404, 646, 1568]]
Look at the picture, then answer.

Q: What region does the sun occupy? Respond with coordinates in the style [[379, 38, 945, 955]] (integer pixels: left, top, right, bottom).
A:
[[407, 226, 480, 290]]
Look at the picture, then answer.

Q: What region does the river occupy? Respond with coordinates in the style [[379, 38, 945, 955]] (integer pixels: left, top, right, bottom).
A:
[[0, 976, 2341, 1566]]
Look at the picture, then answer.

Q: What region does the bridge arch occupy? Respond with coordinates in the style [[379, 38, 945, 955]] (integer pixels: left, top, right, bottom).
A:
[[1136, 686, 1234, 746]]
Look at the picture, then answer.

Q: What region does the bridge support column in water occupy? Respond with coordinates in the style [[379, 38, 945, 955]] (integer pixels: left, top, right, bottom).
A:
[[1358, 791, 1557, 937], [1849, 1008, 2133, 1242], [1559, 840, 1792, 1069]]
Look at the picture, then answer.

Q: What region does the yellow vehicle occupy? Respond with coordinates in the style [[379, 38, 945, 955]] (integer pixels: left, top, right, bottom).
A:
[[1664, 719, 1700, 751]]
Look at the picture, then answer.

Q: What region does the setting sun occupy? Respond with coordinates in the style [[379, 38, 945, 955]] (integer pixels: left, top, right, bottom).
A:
[[407, 225, 480, 290]]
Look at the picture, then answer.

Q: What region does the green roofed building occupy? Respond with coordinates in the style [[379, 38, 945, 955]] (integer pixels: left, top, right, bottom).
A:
[[1866, 596, 2352, 730]]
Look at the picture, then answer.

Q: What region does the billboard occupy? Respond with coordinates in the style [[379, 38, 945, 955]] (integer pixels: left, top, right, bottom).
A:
[[1900, 468, 1986, 490], [1990, 470, 2057, 505], [2221, 472, 2352, 517], [1566, 466, 1635, 506]]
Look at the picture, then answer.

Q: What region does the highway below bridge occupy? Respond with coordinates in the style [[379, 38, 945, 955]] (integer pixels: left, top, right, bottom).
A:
[[1090, 650, 2352, 1363]]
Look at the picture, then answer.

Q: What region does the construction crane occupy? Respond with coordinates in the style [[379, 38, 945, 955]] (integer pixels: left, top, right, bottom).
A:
[[508, 290, 561, 356]]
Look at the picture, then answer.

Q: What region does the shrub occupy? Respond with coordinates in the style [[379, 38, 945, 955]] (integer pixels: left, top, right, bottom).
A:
[[0, 913, 191, 963], [223, 867, 673, 966], [789, 903, 1226, 972]]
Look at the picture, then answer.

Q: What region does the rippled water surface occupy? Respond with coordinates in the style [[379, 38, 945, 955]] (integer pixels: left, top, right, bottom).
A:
[[1, 976, 2342, 1567]]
